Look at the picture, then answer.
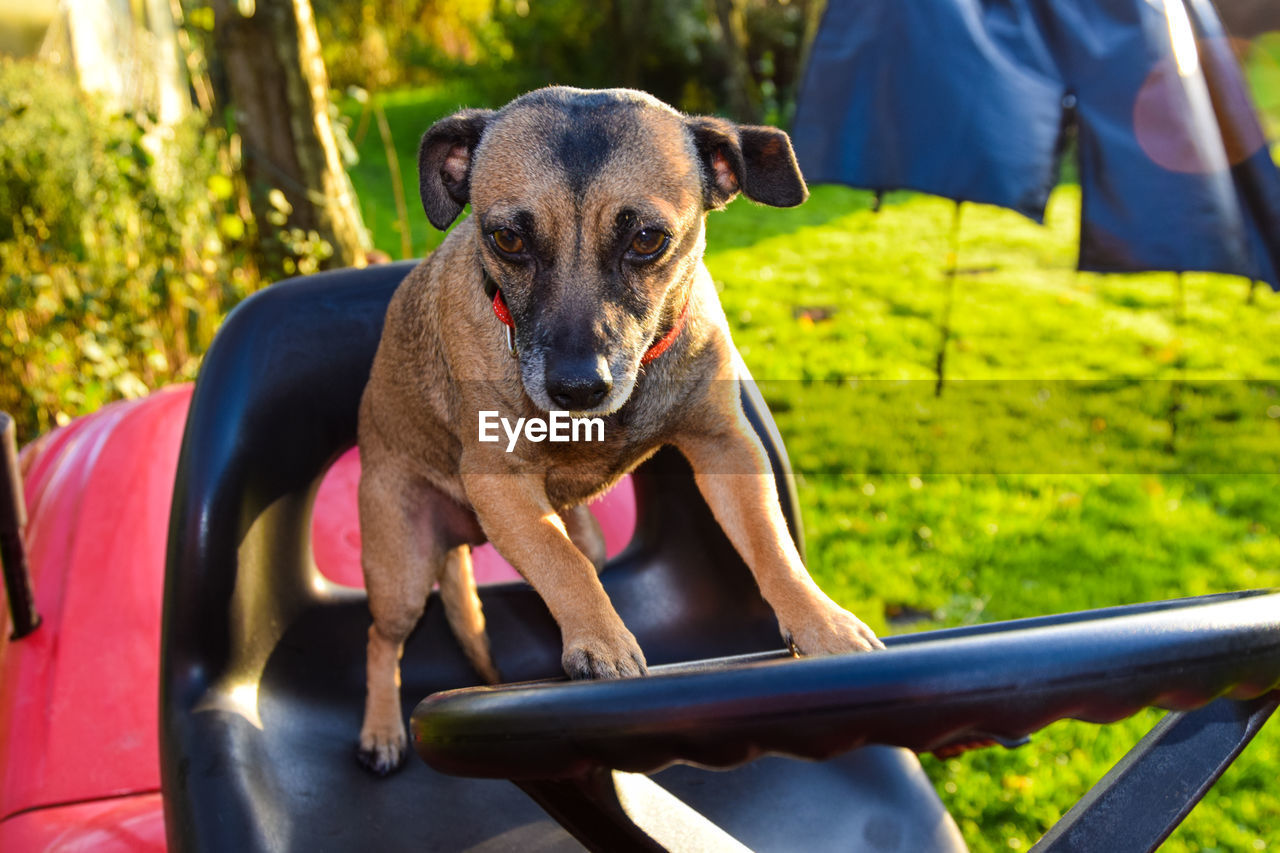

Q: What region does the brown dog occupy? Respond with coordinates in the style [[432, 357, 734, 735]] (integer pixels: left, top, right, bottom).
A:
[[356, 86, 882, 774]]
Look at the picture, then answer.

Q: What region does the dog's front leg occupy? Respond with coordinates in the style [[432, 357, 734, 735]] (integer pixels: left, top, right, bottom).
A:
[[464, 470, 647, 679], [674, 425, 884, 655]]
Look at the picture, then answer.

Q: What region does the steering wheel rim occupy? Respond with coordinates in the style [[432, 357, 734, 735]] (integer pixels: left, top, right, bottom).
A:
[[412, 589, 1280, 780]]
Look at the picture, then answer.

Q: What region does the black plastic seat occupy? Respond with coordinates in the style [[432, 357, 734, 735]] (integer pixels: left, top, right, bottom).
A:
[[160, 262, 962, 852]]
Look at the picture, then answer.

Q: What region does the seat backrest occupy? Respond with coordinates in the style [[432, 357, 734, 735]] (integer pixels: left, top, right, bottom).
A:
[[159, 262, 803, 851]]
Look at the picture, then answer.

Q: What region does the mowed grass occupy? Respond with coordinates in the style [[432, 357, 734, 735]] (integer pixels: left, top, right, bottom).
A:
[[1248, 34, 1280, 149], [704, 189, 1280, 852], [344, 87, 1280, 852]]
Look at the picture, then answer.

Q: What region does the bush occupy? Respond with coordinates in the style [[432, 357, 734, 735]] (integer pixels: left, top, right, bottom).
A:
[[0, 58, 260, 443]]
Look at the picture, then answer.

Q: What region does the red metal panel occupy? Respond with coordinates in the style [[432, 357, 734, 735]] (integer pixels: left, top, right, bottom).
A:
[[0, 793, 165, 851], [0, 387, 191, 822]]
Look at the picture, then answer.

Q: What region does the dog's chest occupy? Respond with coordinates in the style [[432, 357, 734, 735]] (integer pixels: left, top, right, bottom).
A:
[[541, 453, 648, 510], [537, 408, 669, 508]]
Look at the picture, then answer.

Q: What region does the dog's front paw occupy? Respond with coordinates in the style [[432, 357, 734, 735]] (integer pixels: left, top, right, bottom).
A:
[[357, 720, 408, 776], [562, 627, 648, 679], [780, 597, 885, 656]]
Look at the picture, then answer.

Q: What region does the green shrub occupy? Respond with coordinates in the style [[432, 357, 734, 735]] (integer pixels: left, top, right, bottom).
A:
[[0, 59, 259, 442]]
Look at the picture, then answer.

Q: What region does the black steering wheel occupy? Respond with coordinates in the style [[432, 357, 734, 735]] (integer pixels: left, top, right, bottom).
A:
[[410, 590, 1279, 851], [412, 589, 1280, 780]]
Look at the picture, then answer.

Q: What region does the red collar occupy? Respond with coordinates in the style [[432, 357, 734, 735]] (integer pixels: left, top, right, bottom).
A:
[[491, 289, 690, 366]]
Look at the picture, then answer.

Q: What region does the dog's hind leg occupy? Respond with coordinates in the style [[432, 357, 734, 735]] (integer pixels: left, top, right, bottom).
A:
[[357, 463, 446, 775], [560, 504, 607, 571], [439, 544, 500, 684]]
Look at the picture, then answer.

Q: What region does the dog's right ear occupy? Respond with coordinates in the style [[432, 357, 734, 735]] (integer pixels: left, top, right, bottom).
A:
[[418, 109, 495, 230]]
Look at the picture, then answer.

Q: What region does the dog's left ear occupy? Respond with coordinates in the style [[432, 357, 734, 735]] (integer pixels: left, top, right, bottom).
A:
[[418, 109, 496, 230], [686, 117, 808, 210]]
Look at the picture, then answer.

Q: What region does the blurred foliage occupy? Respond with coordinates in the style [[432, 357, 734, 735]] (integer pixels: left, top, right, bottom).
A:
[[313, 0, 495, 90], [0, 58, 260, 442], [1247, 31, 1280, 145], [314, 0, 811, 122]]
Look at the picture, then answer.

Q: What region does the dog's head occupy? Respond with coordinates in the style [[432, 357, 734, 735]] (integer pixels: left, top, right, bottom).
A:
[[418, 86, 807, 415]]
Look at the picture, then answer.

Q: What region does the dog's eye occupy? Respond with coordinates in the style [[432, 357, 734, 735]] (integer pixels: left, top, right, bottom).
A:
[[491, 228, 525, 256], [629, 229, 668, 258]]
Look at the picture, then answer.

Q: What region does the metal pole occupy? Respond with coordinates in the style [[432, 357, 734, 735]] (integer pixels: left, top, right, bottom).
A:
[[934, 201, 963, 397], [1166, 273, 1186, 454], [0, 412, 40, 639]]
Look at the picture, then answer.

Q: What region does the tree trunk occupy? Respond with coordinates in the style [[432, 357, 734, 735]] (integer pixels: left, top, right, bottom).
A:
[[59, 0, 188, 124], [63, 0, 135, 112], [144, 0, 190, 125], [1216, 0, 1280, 39], [208, 0, 369, 269]]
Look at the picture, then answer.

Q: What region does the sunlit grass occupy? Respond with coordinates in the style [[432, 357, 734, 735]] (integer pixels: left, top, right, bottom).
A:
[[706, 188, 1280, 853]]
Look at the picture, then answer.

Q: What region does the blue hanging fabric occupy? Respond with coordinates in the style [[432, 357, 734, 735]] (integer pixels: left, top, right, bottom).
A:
[[792, 0, 1280, 290]]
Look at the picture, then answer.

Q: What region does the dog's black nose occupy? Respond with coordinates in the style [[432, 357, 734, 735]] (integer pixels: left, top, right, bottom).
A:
[[546, 356, 613, 410]]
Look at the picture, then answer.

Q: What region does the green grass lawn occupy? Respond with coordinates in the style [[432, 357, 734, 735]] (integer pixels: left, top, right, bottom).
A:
[[343, 86, 1280, 852], [705, 188, 1280, 852], [1249, 34, 1280, 149]]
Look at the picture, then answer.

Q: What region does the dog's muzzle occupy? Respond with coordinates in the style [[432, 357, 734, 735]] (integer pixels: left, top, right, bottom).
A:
[[544, 354, 613, 411]]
